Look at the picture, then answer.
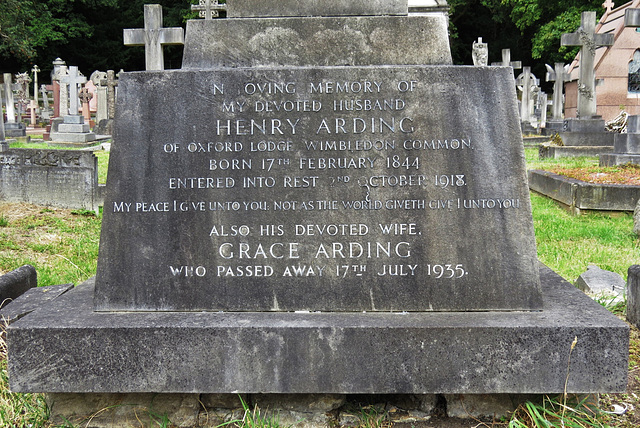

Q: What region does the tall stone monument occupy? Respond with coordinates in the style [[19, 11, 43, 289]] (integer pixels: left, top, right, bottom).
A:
[[544, 62, 571, 133], [3, 73, 26, 137], [8, 1, 628, 424], [50, 66, 97, 145], [558, 11, 615, 150]]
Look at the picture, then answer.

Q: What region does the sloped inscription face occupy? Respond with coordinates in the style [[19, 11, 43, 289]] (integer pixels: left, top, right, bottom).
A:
[[95, 66, 541, 312]]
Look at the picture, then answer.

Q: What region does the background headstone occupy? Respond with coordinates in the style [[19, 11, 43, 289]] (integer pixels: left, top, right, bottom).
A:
[[472, 37, 488, 66]]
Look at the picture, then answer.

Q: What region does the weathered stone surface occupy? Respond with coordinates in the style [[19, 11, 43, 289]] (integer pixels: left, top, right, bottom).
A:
[[575, 265, 626, 297], [200, 393, 246, 409], [182, 16, 452, 68], [0, 283, 73, 324], [445, 394, 538, 419], [252, 394, 346, 412], [627, 265, 640, 328], [96, 66, 541, 312], [227, 0, 408, 17], [8, 265, 628, 394], [0, 148, 99, 212], [600, 153, 640, 166], [45, 393, 200, 428], [0, 265, 37, 309]]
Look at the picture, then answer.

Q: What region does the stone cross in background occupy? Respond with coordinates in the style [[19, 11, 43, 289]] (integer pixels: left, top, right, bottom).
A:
[[561, 11, 614, 118], [472, 37, 488, 66], [516, 67, 539, 123], [191, 0, 227, 19], [545, 63, 571, 120], [3, 74, 17, 124], [15, 72, 31, 119], [101, 70, 118, 122], [90, 71, 108, 125], [79, 87, 93, 122], [491, 49, 522, 76], [31, 65, 40, 112], [60, 66, 86, 116], [124, 4, 185, 71], [54, 66, 69, 118]]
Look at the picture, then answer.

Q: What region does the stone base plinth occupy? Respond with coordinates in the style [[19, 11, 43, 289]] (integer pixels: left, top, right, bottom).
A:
[[8, 264, 628, 395]]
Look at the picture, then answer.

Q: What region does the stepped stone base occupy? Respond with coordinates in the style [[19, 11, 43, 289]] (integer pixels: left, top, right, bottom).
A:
[[8, 264, 628, 395]]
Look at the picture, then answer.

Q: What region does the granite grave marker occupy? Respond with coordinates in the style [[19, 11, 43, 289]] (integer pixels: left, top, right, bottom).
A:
[[8, 0, 628, 407]]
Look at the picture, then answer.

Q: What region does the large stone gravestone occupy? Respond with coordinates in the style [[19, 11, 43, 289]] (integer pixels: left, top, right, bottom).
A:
[[600, 115, 640, 165], [9, 0, 627, 412]]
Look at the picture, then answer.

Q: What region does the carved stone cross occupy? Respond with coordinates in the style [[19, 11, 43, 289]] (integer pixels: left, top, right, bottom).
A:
[[124, 4, 185, 71], [498, 49, 522, 70], [100, 70, 118, 121], [60, 66, 86, 116], [603, 0, 615, 14], [545, 63, 571, 120], [191, 0, 227, 19], [561, 11, 614, 118], [516, 67, 539, 123]]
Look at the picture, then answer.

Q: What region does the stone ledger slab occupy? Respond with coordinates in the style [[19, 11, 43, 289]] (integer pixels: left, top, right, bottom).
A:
[[8, 264, 629, 394], [96, 66, 541, 312], [227, 0, 408, 17], [182, 16, 452, 69]]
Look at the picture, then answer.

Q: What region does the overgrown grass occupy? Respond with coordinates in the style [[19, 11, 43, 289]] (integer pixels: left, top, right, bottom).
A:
[[0, 204, 101, 286]]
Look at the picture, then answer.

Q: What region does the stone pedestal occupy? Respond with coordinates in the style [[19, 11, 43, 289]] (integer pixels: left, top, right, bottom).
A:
[[49, 115, 96, 145], [600, 115, 640, 166], [8, 265, 628, 395], [626, 265, 640, 328], [558, 118, 615, 147]]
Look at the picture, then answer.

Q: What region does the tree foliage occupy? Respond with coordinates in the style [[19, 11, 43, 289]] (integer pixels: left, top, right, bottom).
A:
[[0, 0, 616, 85]]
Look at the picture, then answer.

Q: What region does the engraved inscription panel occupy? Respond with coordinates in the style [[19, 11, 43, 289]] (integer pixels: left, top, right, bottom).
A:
[[95, 67, 541, 312]]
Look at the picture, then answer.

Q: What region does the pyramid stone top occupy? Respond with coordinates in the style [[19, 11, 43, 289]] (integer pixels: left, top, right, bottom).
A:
[[227, 0, 408, 17]]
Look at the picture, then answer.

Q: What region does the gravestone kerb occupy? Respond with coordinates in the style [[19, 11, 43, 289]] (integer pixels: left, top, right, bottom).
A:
[[123, 4, 185, 71], [561, 11, 614, 119]]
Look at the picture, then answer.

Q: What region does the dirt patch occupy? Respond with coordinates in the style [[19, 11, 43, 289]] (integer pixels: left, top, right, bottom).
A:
[[550, 164, 640, 186]]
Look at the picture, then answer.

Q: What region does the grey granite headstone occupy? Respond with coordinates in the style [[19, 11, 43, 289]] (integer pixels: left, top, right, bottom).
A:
[[95, 64, 542, 312], [8, 0, 629, 401], [0, 265, 37, 310], [0, 149, 98, 212]]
